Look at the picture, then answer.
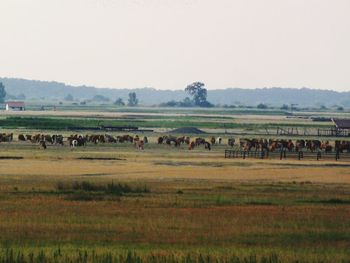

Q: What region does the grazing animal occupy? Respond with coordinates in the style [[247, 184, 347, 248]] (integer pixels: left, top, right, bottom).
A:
[[52, 135, 64, 145], [31, 134, 41, 143], [320, 141, 332, 153], [44, 135, 53, 144], [286, 140, 294, 152], [189, 141, 195, 150], [228, 138, 235, 148], [105, 134, 117, 143], [204, 141, 211, 151], [71, 140, 78, 148], [39, 140, 47, 149], [117, 135, 133, 143], [18, 134, 26, 141], [166, 137, 179, 147], [135, 140, 145, 150], [68, 135, 86, 147], [133, 135, 140, 147], [295, 140, 305, 151], [335, 141, 350, 153], [0, 133, 13, 142], [195, 138, 206, 146], [157, 136, 164, 144]]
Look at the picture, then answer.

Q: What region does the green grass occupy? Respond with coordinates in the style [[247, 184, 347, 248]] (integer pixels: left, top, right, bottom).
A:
[[0, 116, 333, 130], [0, 249, 303, 263]]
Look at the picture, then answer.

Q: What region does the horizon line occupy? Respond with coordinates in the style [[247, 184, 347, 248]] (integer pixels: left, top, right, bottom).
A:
[[1, 76, 349, 93]]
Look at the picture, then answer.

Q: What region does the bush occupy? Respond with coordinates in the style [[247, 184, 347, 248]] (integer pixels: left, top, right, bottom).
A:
[[257, 103, 268, 109], [56, 181, 150, 196]]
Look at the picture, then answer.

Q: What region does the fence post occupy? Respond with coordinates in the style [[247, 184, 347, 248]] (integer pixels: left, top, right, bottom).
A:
[[261, 150, 265, 159], [336, 150, 340, 161], [298, 151, 303, 160], [317, 151, 321, 161], [243, 151, 249, 159]]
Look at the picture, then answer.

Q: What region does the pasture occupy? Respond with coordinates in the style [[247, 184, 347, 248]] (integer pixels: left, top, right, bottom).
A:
[[0, 108, 350, 262], [0, 135, 350, 262]]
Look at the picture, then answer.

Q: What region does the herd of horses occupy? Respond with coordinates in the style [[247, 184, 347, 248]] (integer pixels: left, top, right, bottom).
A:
[[7, 133, 147, 150], [237, 138, 350, 153], [0, 132, 349, 153]]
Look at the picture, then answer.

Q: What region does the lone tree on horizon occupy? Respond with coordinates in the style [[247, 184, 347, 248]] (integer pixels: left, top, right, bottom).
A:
[[128, 92, 138, 107], [0, 82, 7, 103], [185, 82, 212, 107]]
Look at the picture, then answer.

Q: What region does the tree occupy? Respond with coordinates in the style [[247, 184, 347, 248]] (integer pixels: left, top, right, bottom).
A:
[[0, 82, 7, 103], [181, 97, 193, 107], [185, 82, 212, 107], [257, 103, 268, 109], [128, 92, 138, 107], [280, 104, 289, 110], [337, 106, 344, 111], [65, 94, 74, 101], [114, 98, 125, 106]]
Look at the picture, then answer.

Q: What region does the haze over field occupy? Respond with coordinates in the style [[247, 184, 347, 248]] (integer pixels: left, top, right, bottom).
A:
[[1, 0, 350, 91], [1, 77, 350, 107]]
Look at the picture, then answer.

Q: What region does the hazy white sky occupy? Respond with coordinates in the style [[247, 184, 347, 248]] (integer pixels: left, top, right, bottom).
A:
[[1, 0, 349, 91]]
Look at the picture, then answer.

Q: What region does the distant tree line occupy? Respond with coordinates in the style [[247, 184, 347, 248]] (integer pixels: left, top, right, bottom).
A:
[[0, 82, 6, 103]]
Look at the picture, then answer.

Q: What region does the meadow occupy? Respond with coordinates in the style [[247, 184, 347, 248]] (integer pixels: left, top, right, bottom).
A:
[[0, 136, 349, 262]]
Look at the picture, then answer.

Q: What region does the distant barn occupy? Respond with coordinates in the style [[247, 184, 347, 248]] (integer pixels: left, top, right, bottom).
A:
[[5, 101, 25, 111], [332, 119, 350, 136], [317, 118, 350, 137]]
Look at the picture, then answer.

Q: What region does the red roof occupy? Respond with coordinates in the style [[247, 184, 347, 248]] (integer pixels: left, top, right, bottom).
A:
[[6, 101, 25, 107]]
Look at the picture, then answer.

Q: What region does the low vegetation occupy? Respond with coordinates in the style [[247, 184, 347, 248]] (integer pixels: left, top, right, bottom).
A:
[[0, 107, 349, 262], [0, 249, 285, 263], [0, 116, 332, 130], [56, 181, 150, 196], [0, 143, 349, 262]]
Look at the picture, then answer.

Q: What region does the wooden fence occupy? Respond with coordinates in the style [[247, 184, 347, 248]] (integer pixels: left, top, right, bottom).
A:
[[224, 149, 350, 161]]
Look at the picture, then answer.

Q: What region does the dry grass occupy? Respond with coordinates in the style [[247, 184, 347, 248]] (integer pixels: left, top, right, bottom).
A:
[[0, 143, 349, 262]]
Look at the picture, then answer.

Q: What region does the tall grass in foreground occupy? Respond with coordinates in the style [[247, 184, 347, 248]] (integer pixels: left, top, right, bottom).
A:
[[55, 181, 150, 201], [1, 249, 349, 263], [56, 181, 150, 195], [0, 250, 286, 263]]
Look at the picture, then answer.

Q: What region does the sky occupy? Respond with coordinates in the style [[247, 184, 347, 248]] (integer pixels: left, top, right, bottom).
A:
[[0, 0, 349, 91]]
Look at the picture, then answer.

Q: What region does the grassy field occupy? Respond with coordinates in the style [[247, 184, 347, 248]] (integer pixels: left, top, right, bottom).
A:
[[0, 112, 335, 134], [0, 140, 349, 262], [0, 108, 349, 262]]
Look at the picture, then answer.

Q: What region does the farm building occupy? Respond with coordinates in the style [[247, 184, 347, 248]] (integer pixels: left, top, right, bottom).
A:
[[332, 119, 350, 136], [317, 118, 350, 137], [5, 101, 25, 111]]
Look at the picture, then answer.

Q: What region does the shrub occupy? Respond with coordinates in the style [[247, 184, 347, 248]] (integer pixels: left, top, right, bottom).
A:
[[56, 181, 150, 196]]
